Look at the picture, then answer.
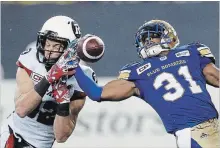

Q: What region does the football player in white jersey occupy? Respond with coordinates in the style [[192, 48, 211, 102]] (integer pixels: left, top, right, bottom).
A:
[[0, 15, 96, 148]]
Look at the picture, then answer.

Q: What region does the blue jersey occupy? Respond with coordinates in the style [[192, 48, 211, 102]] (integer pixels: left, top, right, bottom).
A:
[[118, 43, 218, 133]]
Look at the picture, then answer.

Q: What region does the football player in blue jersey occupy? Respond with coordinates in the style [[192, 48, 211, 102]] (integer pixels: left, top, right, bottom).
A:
[[70, 20, 219, 148]]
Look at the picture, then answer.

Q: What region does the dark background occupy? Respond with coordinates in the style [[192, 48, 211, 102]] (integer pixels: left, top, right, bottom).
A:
[[1, 2, 219, 79]]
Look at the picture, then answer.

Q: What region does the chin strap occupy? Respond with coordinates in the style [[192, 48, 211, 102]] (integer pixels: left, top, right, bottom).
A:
[[140, 44, 170, 59], [45, 64, 52, 72]]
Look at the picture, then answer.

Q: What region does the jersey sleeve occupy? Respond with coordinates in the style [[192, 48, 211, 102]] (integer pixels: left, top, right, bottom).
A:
[[117, 62, 139, 81], [194, 43, 215, 69], [117, 62, 144, 98]]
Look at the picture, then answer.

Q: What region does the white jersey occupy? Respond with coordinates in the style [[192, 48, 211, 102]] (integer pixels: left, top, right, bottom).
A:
[[8, 43, 96, 148]]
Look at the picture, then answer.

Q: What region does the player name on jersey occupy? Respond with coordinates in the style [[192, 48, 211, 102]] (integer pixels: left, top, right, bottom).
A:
[[147, 60, 186, 77]]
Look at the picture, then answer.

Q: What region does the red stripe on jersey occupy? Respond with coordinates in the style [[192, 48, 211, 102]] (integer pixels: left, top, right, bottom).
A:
[[5, 133, 15, 148], [16, 61, 32, 76]]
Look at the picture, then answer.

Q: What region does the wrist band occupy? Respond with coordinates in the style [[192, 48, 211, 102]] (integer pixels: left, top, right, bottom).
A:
[[56, 103, 70, 116], [34, 77, 50, 98]]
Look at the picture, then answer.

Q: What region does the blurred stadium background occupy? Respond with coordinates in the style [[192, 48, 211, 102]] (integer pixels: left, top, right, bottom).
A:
[[1, 1, 219, 148]]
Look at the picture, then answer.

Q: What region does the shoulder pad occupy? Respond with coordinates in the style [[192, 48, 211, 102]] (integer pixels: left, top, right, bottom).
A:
[[186, 42, 209, 50], [21, 41, 37, 55], [69, 65, 97, 93], [118, 61, 141, 80], [194, 43, 215, 63], [17, 42, 38, 70], [177, 42, 203, 49], [186, 42, 215, 64], [80, 64, 97, 83], [120, 61, 141, 71]]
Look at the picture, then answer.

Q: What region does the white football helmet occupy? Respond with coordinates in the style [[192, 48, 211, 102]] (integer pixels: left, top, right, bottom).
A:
[[135, 20, 180, 59], [36, 15, 81, 68]]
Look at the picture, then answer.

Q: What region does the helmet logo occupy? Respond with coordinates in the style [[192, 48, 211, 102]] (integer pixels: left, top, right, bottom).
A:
[[71, 22, 81, 38]]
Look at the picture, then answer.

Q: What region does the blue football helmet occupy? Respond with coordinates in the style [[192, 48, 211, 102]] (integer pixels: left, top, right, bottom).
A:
[[135, 20, 180, 59]]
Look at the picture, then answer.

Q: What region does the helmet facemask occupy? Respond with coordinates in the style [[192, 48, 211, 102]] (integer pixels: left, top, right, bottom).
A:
[[36, 30, 69, 70]]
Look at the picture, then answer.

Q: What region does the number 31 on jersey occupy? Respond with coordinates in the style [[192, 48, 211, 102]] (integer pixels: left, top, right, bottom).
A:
[[153, 65, 202, 101]]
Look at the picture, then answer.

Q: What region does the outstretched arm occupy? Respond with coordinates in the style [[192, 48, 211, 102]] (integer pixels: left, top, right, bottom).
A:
[[203, 63, 219, 87], [101, 79, 139, 101], [74, 66, 140, 102]]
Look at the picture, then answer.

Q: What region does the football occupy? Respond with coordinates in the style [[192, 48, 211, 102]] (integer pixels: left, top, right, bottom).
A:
[[76, 34, 105, 63]]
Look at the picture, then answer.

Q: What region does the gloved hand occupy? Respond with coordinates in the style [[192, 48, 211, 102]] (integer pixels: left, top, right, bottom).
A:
[[52, 77, 71, 104], [46, 42, 80, 84]]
